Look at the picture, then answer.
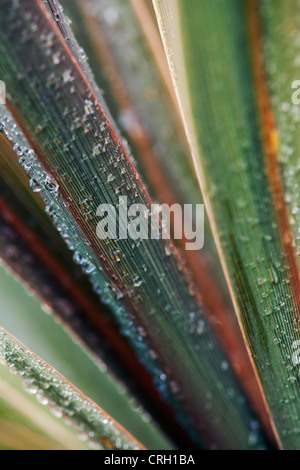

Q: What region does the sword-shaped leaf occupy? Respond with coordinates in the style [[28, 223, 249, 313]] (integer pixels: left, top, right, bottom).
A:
[[153, 0, 300, 449]]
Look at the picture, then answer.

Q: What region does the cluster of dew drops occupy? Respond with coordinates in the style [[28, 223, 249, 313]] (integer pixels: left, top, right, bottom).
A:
[[0, 328, 141, 450]]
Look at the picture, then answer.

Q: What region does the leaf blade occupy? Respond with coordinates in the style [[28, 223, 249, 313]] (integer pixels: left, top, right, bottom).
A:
[[0, 327, 144, 450], [153, 0, 300, 448]]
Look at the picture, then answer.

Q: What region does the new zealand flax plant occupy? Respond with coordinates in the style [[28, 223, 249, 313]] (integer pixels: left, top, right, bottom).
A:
[[0, 0, 299, 451]]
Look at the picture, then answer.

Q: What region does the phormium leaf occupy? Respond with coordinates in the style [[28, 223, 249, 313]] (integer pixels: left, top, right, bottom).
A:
[[154, 0, 300, 449]]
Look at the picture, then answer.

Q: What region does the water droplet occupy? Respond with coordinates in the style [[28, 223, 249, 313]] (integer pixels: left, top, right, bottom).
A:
[[13, 143, 23, 156], [133, 276, 142, 287], [63, 69, 74, 84], [164, 242, 173, 257], [107, 174, 115, 183], [221, 361, 229, 371], [84, 99, 95, 116], [112, 250, 122, 262], [30, 178, 42, 193]]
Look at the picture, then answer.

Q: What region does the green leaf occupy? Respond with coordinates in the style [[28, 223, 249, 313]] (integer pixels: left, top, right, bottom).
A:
[[0, 365, 88, 450], [0, 262, 171, 449], [0, 327, 144, 450], [153, 0, 300, 449]]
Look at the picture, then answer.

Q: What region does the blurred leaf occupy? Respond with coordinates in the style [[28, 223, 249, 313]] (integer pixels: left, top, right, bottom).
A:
[[259, 3, 300, 265], [0, 365, 87, 450], [0, 261, 171, 450], [62, 0, 199, 208], [0, 327, 144, 450]]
